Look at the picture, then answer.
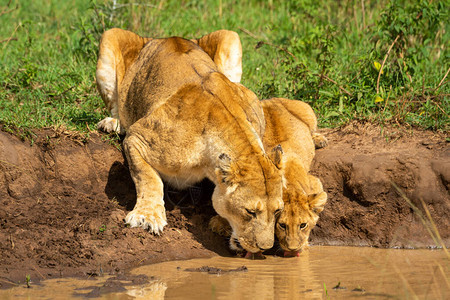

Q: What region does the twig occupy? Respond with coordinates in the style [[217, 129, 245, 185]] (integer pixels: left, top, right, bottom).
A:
[[256, 41, 297, 59], [86, 122, 92, 133], [391, 182, 440, 248], [112, 3, 158, 9], [420, 199, 449, 258], [9, 234, 14, 249], [0, 278, 18, 286], [392, 94, 450, 102], [32, 266, 47, 280], [399, 51, 413, 85], [432, 101, 449, 118], [239, 27, 296, 58], [108, 0, 117, 23], [53, 85, 76, 98], [32, 266, 46, 280], [0, 159, 22, 170], [238, 27, 259, 39], [361, 0, 366, 30], [431, 93, 450, 98], [318, 73, 353, 97], [422, 74, 425, 97], [382, 85, 392, 114], [353, 3, 358, 33], [377, 34, 400, 94], [2, 23, 20, 50], [0, 6, 15, 17], [0, 0, 16, 17], [435, 67, 450, 91], [0, 37, 17, 43]]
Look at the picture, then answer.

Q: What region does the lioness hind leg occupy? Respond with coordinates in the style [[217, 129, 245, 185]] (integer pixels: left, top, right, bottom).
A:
[[96, 31, 122, 134], [312, 132, 328, 149], [209, 215, 232, 237], [96, 28, 148, 135], [123, 135, 167, 234]]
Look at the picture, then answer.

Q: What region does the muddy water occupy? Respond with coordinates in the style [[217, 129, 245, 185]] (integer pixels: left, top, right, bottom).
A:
[[1, 246, 448, 299]]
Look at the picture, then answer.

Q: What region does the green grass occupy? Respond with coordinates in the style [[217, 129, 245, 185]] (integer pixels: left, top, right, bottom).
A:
[[0, 0, 448, 134]]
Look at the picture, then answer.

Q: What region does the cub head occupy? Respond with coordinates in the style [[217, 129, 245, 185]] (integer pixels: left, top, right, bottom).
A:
[[212, 146, 284, 254], [276, 174, 327, 257]]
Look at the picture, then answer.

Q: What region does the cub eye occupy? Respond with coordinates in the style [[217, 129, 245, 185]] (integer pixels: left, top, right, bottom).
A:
[[278, 223, 287, 230], [299, 223, 308, 229], [245, 209, 257, 218]]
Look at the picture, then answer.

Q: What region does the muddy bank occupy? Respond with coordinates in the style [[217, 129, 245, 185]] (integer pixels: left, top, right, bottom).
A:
[[311, 123, 449, 248], [0, 123, 448, 288]]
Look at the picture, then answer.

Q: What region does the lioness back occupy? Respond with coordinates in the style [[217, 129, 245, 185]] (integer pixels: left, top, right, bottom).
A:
[[96, 29, 243, 134], [118, 37, 218, 129]]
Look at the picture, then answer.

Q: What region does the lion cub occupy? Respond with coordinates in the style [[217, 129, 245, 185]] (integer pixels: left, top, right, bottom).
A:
[[210, 98, 327, 257]]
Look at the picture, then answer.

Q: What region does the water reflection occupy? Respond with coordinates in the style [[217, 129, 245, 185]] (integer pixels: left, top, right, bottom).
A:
[[0, 247, 447, 299], [129, 246, 448, 300], [128, 251, 323, 299]]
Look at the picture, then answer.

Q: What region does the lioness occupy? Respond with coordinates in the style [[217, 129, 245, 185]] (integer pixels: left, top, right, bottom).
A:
[[96, 29, 242, 134], [95, 28, 284, 254], [210, 98, 328, 257]]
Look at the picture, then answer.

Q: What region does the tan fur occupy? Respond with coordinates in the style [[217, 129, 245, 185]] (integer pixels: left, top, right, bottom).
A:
[[96, 29, 283, 253], [210, 98, 328, 254], [96, 28, 151, 134], [191, 30, 242, 83], [260, 98, 328, 253], [96, 29, 242, 134]]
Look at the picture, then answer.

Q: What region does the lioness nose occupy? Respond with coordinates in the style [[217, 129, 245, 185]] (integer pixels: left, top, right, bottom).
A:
[[257, 242, 273, 251]]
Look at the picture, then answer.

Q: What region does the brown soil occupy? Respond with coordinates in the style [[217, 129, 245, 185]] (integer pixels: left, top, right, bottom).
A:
[[0, 123, 449, 289]]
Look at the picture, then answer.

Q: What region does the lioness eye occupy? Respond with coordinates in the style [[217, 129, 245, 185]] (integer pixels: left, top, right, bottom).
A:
[[299, 223, 308, 229], [278, 223, 286, 230], [245, 209, 257, 218], [274, 209, 282, 216]]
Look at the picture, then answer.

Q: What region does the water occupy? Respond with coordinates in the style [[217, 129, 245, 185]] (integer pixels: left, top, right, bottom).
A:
[[1, 246, 448, 299]]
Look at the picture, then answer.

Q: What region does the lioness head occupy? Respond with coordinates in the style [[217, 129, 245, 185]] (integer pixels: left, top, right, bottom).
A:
[[212, 146, 284, 254], [276, 174, 327, 257]]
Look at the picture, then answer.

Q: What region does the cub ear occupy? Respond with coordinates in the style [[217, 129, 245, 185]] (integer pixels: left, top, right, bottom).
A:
[[270, 144, 284, 169], [308, 192, 327, 214]]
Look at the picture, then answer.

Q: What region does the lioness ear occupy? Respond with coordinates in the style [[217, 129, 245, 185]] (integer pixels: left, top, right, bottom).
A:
[[216, 153, 232, 183], [270, 144, 284, 169], [215, 153, 239, 193], [308, 192, 327, 214]]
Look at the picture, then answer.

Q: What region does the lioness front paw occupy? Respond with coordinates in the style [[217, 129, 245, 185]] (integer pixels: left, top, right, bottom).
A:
[[125, 206, 168, 235], [97, 117, 124, 134], [312, 133, 328, 149], [209, 215, 232, 237]]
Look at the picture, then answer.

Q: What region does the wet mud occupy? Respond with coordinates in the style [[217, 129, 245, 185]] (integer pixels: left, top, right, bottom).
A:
[[0, 122, 448, 289]]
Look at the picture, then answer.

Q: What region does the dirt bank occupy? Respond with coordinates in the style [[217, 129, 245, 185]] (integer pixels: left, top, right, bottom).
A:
[[0, 123, 448, 288]]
